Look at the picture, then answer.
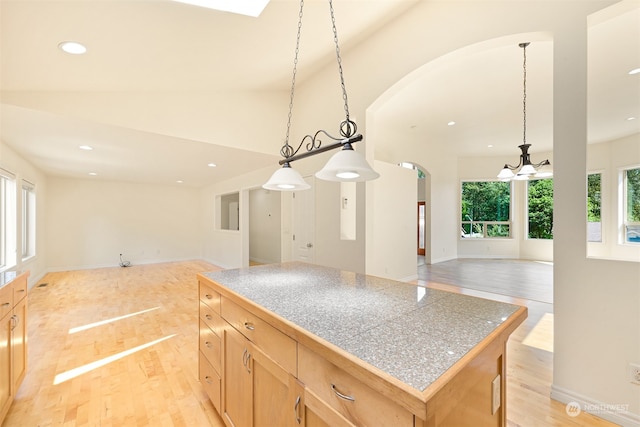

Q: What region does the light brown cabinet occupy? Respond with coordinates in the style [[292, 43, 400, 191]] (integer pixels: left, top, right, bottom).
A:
[[198, 281, 222, 413], [0, 271, 29, 425]]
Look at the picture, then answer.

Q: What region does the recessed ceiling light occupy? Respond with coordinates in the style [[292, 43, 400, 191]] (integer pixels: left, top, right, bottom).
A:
[[172, 0, 269, 17], [627, 117, 637, 121], [487, 145, 494, 148], [79, 145, 93, 150], [208, 163, 217, 168], [176, 180, 184, 184], [629, 68, 640, 75], [88, 172, 97, 176], [447, 121, 456, 126], [58, 41, 87, 55]]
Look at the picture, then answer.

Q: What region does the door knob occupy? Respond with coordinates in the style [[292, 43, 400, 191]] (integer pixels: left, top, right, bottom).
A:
[[306, 243, 313, 248]]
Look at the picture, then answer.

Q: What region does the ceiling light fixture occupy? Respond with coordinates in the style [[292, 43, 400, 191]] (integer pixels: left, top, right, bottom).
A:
[[497, 42, 550, 181], [263, 0, 379, 191], [208, 162, 217, 167], [79, 145, 93, 150], [58, 41, 87, 55], [628, 67, 640, 75]]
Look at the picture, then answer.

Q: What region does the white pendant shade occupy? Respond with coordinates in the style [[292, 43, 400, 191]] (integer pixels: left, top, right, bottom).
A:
[[263, 165, 310, 191], [517, 164, 537, 176], [315, 148, 379, 182], [497, 167, 515, 180]]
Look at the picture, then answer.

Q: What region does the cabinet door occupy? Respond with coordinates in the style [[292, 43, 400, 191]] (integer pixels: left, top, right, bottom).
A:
[[222, 326, 252, 427], [300, 386, 355, 427], [0, 312, 13, 421], [12, 297, 27, 390], [252, 344, 292, 427]]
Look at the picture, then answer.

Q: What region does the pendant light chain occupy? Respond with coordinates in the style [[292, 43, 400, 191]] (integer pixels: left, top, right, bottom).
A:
[[522, 42, 527, 146], [281, 0, 305, 159], [329, 0, 356, 138]]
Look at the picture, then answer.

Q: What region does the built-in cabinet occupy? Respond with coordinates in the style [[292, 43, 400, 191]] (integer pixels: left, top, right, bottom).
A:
[[0, 271, 29, 425]]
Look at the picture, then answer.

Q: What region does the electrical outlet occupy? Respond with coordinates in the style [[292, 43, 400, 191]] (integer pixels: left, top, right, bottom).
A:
[[630, 363, 640, 385], [491, 374, 501, 414]]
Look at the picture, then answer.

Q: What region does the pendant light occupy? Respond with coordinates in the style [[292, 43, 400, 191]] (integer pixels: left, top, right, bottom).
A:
[[263, 0, 379, 191], [497, 42, 551, 181]]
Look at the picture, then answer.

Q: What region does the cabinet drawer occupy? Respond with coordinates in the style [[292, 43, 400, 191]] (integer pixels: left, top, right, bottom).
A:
[[0, 285, 11, 319], [199, 320, 221, 374], [298, 345, 413, 427], [221, 297, 297, 375], [199, 300, 225, 337], [12, 275, 27, 304], [199, 281, 221, 314], [199, 353, 221, 414]]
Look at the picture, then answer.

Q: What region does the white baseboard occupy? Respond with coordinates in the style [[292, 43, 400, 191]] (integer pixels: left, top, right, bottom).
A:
[[401, 274, 418, 282], [551, 385, 640, 427]]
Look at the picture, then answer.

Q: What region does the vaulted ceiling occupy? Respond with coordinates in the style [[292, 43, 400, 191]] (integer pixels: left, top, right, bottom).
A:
[[1, 0, 638, 186]]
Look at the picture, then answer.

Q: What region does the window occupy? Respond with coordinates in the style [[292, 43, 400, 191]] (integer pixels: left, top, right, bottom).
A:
[[527, 178, 553, 239], [0, 169, 17, 270], [587, 173, 602, 242], [624, 167, 640, 244], [460, 181, 511, 238], [21, 180, 36, 259]]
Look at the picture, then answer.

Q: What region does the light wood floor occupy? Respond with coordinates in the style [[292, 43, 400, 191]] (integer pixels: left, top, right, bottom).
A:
[[4, 260, 618, 426]]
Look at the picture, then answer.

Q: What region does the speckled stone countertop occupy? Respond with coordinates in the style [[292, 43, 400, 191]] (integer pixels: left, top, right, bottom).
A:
[[0, 270, 19, 288], [202, 262, 522, 392]]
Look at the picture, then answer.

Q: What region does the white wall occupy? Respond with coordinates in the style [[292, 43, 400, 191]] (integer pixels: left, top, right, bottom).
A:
[[366, 160, 416, 281], [551, 7, 640, 424], [0, 140, 48, 286], [45, 177, 202, 271]]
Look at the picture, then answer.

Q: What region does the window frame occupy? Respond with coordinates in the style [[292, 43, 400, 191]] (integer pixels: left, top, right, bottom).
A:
[[0, 168, 17, 271], [587, 171, 603, 243], [460, 179, 512, 240], [526, 177, 554, 240], [21, 180, 36, 260], [621, 165, 640, 245]]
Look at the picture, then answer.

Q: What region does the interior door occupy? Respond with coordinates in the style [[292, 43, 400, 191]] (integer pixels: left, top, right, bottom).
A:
[[293, 176, 315, 263], [417, 201, 426, 256]]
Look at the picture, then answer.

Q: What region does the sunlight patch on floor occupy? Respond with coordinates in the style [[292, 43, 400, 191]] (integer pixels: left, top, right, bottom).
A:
[[53, 334, 176, 385], [68, 306, 160, 334], [522, 312, 554, 352]]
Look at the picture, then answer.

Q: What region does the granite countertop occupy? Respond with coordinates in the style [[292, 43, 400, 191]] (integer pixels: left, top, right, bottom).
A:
[[0, 270, 19, 288], [203, 262, 522, 392]]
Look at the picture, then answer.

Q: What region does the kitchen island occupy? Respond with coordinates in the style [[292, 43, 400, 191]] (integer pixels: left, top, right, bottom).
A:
[[197, 262, 527, 427]]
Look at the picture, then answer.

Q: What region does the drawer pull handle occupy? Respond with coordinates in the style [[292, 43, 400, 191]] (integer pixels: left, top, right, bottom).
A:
[[205, 314, 213, 320], [205, 294, 214, 299], [242, 348, 252, 373], [244, 322, 255, 331], [1, 302, 10, 307], [16, 289, 25, 293], [204, 375, 213, 384], [205, 341, 213, 348], [294, 395, 302, 424], [331, 384, 355, 402]]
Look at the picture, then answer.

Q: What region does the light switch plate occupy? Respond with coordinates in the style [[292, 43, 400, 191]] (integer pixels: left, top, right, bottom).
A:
[[491, 374, 501, 415]]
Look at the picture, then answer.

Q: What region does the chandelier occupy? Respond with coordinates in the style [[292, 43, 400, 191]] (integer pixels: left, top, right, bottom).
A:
[[497, 42, 551, 181], [263, 0, 379, 191]]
